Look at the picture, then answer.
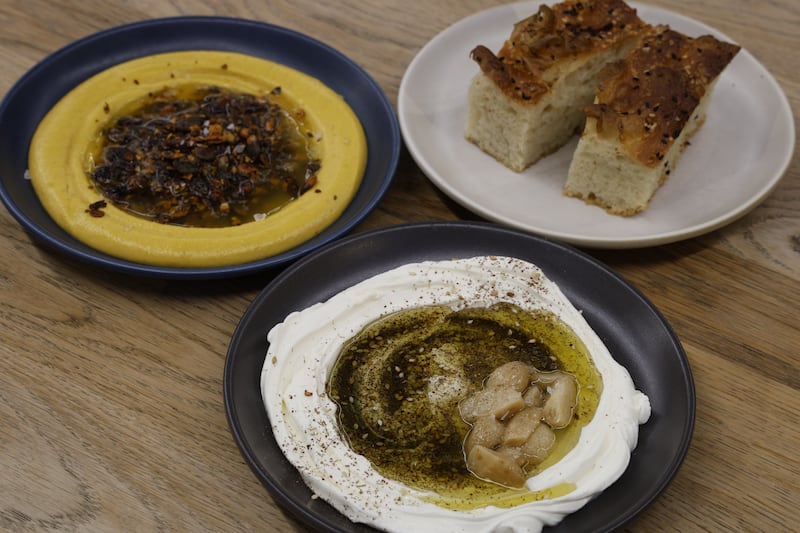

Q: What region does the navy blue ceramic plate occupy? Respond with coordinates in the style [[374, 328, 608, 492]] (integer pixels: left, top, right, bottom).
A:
[[0, 17, 399, 279], [224, 221, 695, 532]]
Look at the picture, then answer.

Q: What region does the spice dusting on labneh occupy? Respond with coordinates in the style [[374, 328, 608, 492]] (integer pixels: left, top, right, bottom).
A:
[[262, 256, 651, 533]]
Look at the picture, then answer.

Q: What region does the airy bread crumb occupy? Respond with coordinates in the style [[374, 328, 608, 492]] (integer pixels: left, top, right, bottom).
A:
[[465, 0, 650, 172]]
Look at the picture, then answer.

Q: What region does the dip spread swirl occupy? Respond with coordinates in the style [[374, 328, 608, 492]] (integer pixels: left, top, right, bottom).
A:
[[262, 256, 651, 532], [28, 51, 366, 267]]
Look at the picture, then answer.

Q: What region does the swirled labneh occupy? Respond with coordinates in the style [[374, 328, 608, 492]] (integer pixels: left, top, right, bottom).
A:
[[261, 256, 651, 532]]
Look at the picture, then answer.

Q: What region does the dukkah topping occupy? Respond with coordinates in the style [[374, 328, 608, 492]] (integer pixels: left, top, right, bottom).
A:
[[90, 85, 320, 227]]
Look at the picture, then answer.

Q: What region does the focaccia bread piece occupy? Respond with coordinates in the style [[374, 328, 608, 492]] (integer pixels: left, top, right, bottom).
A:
[[564, 26, 741, 215], [465, 0, 650, 172]]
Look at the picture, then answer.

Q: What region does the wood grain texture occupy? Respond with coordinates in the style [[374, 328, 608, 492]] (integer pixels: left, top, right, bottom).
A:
[[0, 0, 797, 532]]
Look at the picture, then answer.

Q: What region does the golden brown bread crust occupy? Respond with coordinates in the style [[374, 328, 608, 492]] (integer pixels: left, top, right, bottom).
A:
[[584, 26, 741, 167], [470, 0, 649, 105]]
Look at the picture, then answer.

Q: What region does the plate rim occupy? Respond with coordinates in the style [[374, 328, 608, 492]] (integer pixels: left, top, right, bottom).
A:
[[223, 220, 696, 532], [397, 1, 795, 249], [0, 15, 400, 279]]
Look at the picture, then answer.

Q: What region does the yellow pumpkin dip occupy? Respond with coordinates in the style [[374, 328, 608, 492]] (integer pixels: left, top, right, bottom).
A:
[[28, 51, 367, 267]]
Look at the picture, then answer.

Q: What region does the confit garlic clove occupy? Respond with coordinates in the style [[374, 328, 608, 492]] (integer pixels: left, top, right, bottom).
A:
[[461, 361, 580, 487], [490, 387, 527, 420], [497, 444, 527, 467], [466, 444, 526, 488], [523, 384, 544, 407], [541, 372, 579, 429], [459, 385, 527, 423], [520, 423, 556, 464], [485, 360, 534, 392], [465, 414, 505, 451], [458, 388, 492, 423], [502, 406, 543, 447]]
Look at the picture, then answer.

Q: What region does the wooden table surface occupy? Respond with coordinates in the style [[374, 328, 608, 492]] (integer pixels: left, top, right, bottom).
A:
[[1, 0, 797, 531]]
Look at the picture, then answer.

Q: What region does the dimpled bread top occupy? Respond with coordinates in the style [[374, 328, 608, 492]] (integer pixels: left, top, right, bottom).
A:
[[470, 0, 649, 105], [583, 26, 740, 167]]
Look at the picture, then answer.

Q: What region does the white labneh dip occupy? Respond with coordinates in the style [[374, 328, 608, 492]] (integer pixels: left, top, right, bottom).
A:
[[261, 256, 651, 532]]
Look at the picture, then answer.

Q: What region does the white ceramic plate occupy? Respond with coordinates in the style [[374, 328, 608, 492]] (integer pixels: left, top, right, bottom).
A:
[[398, 2, 795, 248]]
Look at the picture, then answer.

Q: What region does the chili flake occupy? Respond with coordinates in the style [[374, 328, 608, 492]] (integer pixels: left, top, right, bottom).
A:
[[90, 85, 320, 227], [86, 199, 108, 217]]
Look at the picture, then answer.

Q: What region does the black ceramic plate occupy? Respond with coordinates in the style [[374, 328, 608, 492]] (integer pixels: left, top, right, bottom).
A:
[[0, 17, 399, 279], [224, 221, 695, 532]]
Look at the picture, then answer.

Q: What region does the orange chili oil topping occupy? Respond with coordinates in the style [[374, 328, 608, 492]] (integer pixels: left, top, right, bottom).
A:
[[89, 85, 319, 227]]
